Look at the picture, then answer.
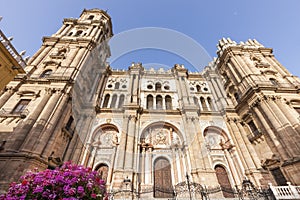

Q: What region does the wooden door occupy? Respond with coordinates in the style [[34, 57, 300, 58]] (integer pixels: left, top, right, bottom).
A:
[[154, 158, 173, 198], [215, 165, 234, 198]]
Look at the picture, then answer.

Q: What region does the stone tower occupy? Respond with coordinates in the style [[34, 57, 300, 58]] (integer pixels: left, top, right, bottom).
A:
[[215, 38, 300, 185], [0, 9, 113, 192]]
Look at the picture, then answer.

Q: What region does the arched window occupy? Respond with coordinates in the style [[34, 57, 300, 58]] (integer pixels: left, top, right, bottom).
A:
[[156, 95, 163, 109], [196, 85, 201, 92], [154, 158, 173, 198], [147, 95, 153, 109], [110, 94, 117, 108], [75, 30, 83, 37], [234, 92, 240, 101], [40, 69, 53, 78], [115, 82, 120, 89], [215, 165, 234, 198], [165, 95, 172, 110], [155, 82, 162, 92], [207, 97, 215, 111], [96, 164, 109, 183], [200, 97, 208, 111], [103, 94, 110, 108], [270, 78, 278, 86], [88, 15, 94, 20], [118, 94, 125, 108]]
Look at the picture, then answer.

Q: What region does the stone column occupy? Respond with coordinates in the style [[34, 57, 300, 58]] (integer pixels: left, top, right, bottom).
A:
[[31, 46, 52, 66], [60, 25, 72, 36], [96, 73, 109, 106], [0, 87, 14, 108], [141, 148, 146, 184], [265, 56, 288, 76], [145, 148, 152, 185], [211, 78, 223, 99], [27, 45, 47, 65], [33, 92, 69, 154], [162, 95, 166, 110], [71, 47, 87, 68], [127, 74, 134, 103], [7, 89, 52, 151], [235, 55, 252, 76], [39, 93, 70, 157], [90, 26, 98, 37], [192, 117, 209, 169], [224, 149, 239, 186], [267, 98, 300, 156], [236, 122, 261, 169], [95, 27, 104, 41], [65, 48, 80, 67], [55, 24, 67, 35], [115, 118, 128, 169], [228, 58, 242, 81], [185, 117, 197, 171], [226, 119, 249, 170], [226, 62, 240, 85], [124, 115, 137, 170], [63, 133, 78, 161], [251, 106, 285, 157], [178, 76, 189, 105], [171, 149, 178, 183], [277, 100, 300, 128], [77, 115, 94, 165], [21, 90, 62, 152], [87, 146, 97, 167], [257, 101, 292, 159], [131, 74, 140, 104]]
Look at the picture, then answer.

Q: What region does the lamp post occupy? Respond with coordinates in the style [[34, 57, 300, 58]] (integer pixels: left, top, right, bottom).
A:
[[186, 173, 192, 200]]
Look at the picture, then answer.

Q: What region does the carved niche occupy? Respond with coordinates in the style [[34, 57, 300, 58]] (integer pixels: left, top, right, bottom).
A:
[[93, 126, 119, 148]]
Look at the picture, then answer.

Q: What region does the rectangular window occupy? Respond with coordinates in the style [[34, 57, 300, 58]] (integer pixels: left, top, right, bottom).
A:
[[11, 99, 30, 114], [248, 120, 259, 136]]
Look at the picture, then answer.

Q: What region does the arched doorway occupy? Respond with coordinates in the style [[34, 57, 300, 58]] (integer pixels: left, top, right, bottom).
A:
[[215, 165, 234, 198], [154, 157, 173, 198], [96, 164, 109, 183]]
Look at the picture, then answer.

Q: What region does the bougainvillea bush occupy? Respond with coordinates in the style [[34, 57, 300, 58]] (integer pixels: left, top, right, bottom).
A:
[[0, 162, 107, 200]]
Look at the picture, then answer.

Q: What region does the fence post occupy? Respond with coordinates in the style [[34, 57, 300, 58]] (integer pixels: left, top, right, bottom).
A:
[[287, 182, 300, 199]]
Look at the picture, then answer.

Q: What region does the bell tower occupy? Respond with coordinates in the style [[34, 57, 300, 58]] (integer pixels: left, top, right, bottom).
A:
[[216, 38, 300, 185], [0, 9, 113, 192]]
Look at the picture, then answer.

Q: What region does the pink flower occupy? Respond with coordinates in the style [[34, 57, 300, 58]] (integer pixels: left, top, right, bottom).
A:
[[91, 193, 97, 198], [1, 162, 106, 199]]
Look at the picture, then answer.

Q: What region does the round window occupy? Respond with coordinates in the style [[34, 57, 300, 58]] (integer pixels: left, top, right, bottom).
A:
[[108, 84, 113, 88], [122, 85, 126, 89], [147, 85, 153, 89]]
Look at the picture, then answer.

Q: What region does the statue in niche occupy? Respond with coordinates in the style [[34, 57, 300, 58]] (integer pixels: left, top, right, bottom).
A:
[[205, 133, 221, 150]]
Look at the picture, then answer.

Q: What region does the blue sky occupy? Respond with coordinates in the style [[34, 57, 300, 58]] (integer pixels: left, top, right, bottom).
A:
[[0, 1, 299, 75]]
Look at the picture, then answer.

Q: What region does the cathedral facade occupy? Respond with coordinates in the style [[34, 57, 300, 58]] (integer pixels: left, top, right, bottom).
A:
[[0, 9, 300, 199]]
